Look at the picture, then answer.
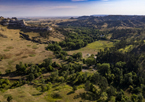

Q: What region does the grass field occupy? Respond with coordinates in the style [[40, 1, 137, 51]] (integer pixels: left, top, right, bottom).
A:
[[0, 82, 138, 102], [68, 40, 114, 58], [0, 83, 94, 102], [84, 40, 114, 51], [0, 84, 47, 102]]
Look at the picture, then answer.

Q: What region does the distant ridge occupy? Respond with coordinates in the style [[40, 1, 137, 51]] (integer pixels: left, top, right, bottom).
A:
[[18, 16, 79, 20], [58, 15, 145, 29], [90, 15, 108, 17], [76, 15, 145, 20]]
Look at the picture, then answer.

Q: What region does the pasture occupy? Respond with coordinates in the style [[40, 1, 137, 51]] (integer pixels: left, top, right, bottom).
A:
[[68, 40, 114, 58]]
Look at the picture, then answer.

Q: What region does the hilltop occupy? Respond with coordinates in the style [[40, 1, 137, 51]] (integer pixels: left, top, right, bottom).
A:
[[0, 17, 65, 73], [58, 15, 145, 29]]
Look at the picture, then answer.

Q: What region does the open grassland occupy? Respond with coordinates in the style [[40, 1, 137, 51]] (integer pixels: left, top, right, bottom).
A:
[[0, 25, 64, 73], [0, 84, 47, 102], [0, 81, 136, 102], [0, 83, 94, 102], [84, 40, 114, 51], [68, 40, 114, 58], [1, 81, 128, 102]]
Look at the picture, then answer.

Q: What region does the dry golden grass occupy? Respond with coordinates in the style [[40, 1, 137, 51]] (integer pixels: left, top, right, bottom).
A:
[[0, 25, 61, 73], [45, 83, 94, 102], [0, 83, 95, 102], [0, 84, 47, 102]]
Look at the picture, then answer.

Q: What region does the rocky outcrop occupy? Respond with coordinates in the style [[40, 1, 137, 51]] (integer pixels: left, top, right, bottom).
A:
[[18, 19, 27, 27], [0, 17, 52, 31], [2, 18, 26, 26]]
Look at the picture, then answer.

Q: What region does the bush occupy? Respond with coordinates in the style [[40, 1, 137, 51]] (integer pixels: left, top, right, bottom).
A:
[[46, 44, 62, 52], [41, 85, 48, 92], [51, 93, 62, 99], [73, 86, 77, 92], [67, 56, 73, 62], [5, 69, 11, 75], [7, 95, 13, 102]]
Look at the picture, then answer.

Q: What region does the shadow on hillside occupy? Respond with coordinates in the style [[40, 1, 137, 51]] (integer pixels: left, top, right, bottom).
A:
[[67, 91, 74, 95], [7, 25, 43, 33], [32, 93, 43, 96], [73, 92, 100, 101], [7, 25, 56, 44]]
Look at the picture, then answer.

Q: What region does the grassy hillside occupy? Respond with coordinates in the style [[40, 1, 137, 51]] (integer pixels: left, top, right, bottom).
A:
[[0, 25, 64, 73], [0, 83, 96, 102]]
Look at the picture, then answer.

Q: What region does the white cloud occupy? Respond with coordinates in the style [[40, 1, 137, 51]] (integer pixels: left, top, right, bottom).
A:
[[1, 0, 145, 17], [101, 0, 108, 1], [50, 6, 77, 9]]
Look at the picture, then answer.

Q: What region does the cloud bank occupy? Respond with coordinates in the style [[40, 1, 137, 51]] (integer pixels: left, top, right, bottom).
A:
[[1, 0, 145, 17]]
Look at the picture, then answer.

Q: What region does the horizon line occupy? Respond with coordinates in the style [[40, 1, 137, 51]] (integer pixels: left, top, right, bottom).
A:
[[2, 14, 145, 18]]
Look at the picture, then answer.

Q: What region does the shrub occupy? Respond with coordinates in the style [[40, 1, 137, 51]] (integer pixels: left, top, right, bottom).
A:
[[51, 93, 62, 99], [7, 95, 13, 102], [5, 69, 11, 75]]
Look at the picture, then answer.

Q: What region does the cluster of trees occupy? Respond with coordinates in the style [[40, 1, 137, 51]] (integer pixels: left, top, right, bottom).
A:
[[57, 27, 108, 50], [46, 42, 83, 62], [0, 77, 25, 92], [82, 45, 144, 101], [8, 56, 83, 87], [15, 59, 54, 82], [68, 52, 82, 62], [0, 79, 10, 90], [46, 43, 62, 52], [46, 63, 83, 84], [83, 54, 96, 66]]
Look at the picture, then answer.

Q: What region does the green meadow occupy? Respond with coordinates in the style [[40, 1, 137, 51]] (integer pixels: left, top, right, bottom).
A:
[[67, 40, 114, 57]]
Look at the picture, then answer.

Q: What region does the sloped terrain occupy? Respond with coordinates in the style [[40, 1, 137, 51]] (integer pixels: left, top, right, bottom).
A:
[[0, 25, 64, 73], [1, 15, 145, 102], [57, 15, 145, 29]]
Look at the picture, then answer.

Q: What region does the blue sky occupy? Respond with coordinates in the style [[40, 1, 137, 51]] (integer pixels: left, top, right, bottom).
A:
[[0, 0, 145, 17]]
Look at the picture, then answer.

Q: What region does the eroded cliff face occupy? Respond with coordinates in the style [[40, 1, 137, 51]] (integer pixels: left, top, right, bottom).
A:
[[0, 17, 52, 31]]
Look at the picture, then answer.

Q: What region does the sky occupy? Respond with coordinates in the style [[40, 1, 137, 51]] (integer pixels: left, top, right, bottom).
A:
[[0, 0, 145, 17]]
